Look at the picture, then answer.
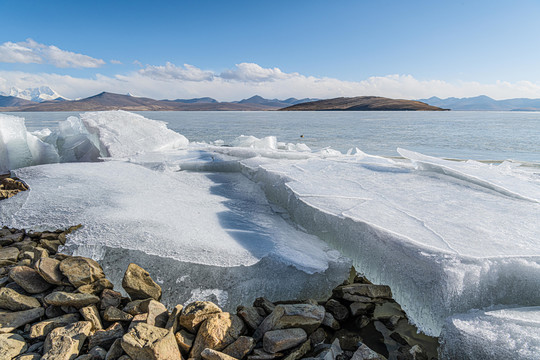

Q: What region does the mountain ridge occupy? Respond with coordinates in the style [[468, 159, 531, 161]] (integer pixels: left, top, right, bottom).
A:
[[419, 95, 540, 111], [280, 96, 446, 111]]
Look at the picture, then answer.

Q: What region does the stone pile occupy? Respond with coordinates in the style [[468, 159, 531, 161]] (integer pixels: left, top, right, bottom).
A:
[[0, 177, 28, 200], [0, 226, 438, 360]]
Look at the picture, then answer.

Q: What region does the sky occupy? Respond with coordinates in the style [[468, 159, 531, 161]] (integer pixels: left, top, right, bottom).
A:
[[1, 0, 540, 101]]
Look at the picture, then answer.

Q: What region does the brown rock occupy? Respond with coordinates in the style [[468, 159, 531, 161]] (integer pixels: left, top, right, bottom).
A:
[[42, 321, 93, 360], [0, 307, 44, 333], [0, 246, 19, 266], [33, 246, 49, 261], [282, 340, 310, 360], [179, 301, 222, 333], [40, 232, 58, 240], [263, 328, 307, 354], [333, 284, 392, 302], [44, 291, 99, 308], [253, 298, 275, 315], [100, 289, 123, 310], [324, 299, 349, 322], [105, 338, 124, 360], [40, 239, 61, 254], [121, 322, 181, 360], [59, 256, 106, 288], [350, 302, 375, 317], [247, 349, 283, 360], [222, 336, 255, 359], [122, 263, 162, 301], [147, 300, 168, 328], [89, 322, 125, 350], [190, 312, 246, 359], [29, 313, 80, 339], [34, 257, 66, 285], [175, 329, 195, 354], [254, 304, 325, 340], [123, 299, 152, 315], [165, 304, 183, 333], [0, 333, 27, 359], [9, 266, 52, 293], [77, 278, 114, 295], [0, 287, 41, 311], [201, 348, 238, 360], [80, 304, 103, 331], [103, 306, 134, 322], [128, 313, 149, 331]]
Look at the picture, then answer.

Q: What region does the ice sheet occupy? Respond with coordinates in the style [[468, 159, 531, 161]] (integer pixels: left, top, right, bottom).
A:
[[439, 307, 540, 359]]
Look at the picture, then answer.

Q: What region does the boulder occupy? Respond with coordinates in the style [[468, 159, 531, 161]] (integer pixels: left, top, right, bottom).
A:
[[59, 257, 106, 288], [100, 289, 123, 310], [103, 306, 134, 322], [35, 257, 65, 285], [247, 348, 283, 360], [9, 266, 52, 294], [42, 321, 93, 360], [77, 278, 114, 295], [165, 304, 183, 333], [350, 343, 387, 360], [121, 322, 181, 360], [321, 312, 340, 330], [147, 300, 168, 328], [263, 328, 307, 354], [0, 307, 44, 333], [333, 284, 392, 302], [222, 336, 255, 359], [190, 312, 246, 359], [39, 239, 61, 254], [44, 291, 99, 308], [253, 298, 275, 315], [201, 348, 238, 360], [282, 340, 311, 360], [0, 287, 41, 311], [29, 313, 80, 339], [236, 306, 264, 330], [122, 263, 161, 301], [88, 322, 125, 350], [0, 333, 27, 359], [105, 338, 124, 360], [324, 300, 349, 322], [123, 299, 152, 315], [80, 304, 103, 331], [175, 329, 195, 353], [254, 304, 325, 340], [179, 301, 222, 333], [350, 302, 375, 317]]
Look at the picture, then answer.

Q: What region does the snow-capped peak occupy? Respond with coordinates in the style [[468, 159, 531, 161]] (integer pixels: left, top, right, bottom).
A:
[[1, 86, 69, 102]]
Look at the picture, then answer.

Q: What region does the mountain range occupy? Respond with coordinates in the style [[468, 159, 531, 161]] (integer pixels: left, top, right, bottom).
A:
[[281, 96, 445, 111], [419, 95, 540, 111]]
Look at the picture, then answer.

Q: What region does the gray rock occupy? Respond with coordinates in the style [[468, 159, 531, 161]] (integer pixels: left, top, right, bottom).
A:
[[89, 346, 108, 360], [29, 313, 80, 339], [350, 302, 375, 317], [89, 322, 125, 350], [121, 263, 161, 301], [165, 304, 183, 333], [35, 257, 65, 285], [321, 312, 340, 330], [121, 322, 181, 360], [0, 247, 19, 266], [350, 342, 387, 360], [0, 333, 27, 359], [263, 328, 307, 354], [59, 256, 106, 288], [175, 329, 195, 354], [0, 287, 41, 311], [309, 327, 326, 346], [190, 312, 246, 359], [103, 306, 134, 322], [45, 305, 65, 319], [201, 348, 238, 360], [282, 339, 311, 360], [324, 300, 349, 322], [0, 307, 44, 333], [334, 284, 392, 302], [146, 300, 168, 328], [105, 338, 124, 360], [80, 304, 103, 331], [33, 246, 49, 261], [254, 304, 325, 340], [247, 349, 283, 360], [44, 291, 99, 308], [316, 339, 342, 360], [40, 239, 61, 254], [253, 298, 275, 315], [222, 336, 255, 359], [9, 266, 52, 294], [42, 321, 93, 360], [237, 306, 264, 330], [179, 301, 222, 333]]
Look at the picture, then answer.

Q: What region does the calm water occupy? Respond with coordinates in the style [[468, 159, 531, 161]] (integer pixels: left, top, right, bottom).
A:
[[5, 110, 540, 163]]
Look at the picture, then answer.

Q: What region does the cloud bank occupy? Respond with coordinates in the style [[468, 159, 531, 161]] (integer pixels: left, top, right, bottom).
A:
[[2, 60, 540, 101], [0, 39, 105, 68]]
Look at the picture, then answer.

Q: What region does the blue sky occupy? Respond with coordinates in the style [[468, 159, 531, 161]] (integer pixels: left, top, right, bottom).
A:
[[1, 0, 540, 100]]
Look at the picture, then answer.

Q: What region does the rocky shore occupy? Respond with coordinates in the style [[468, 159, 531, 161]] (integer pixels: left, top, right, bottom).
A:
[[0, 177, 438, 360]]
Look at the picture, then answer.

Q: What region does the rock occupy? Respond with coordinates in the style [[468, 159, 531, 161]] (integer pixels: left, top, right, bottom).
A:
[[40, 239, 61, 254], [89, 346, 108, 360], [333, 284, 392, 302], [321, 312, 340, 330], [324, 300, 349, 322], [100, 289, 123, 310], [179, 301, 222, 333], [282, 339, 311, 360], [45, 305, 65, 318], [9, 266, 52, 294], [0, 287, 41, 311], [222, 336, 255, 359], [350, 343, 387, 360], [121, 263, 161, 301], [147, 300, 168, 328], [236, 306, 264, 330], [59, 256, 106, 288], [29, 313, 80, 339], [309, 328, 326, 346], [105, 338, 124, 360], [121, 322, 181, 360], [407, 344, 428, 360], [254, 304, 325, 340], [190, 312, 246, 359], [389, 332, 408, 346], [27, 341, 44, 353], [253, 298, 275, 315], [103, 306, 134, 322], [1, 178, 27, 191], [80, 304, 103, 331], [34, 257, 65, 285], [0, 307, 44, 333], [128, 313, 149, 331], [40, 232, 58, 240], [89, 322, 125, 350], [78, 278, 114, 295], [14, 354, 41, 360], [334, 329, 363, 351], [42, 321, 93, 360], [350, 302, 375, 317], [263, 328, 307, 354], [0, 232, 23, 246], [0, 333, 27, 359], [33, 246, 49, 261], [44, 291, 99, 308], [117, 356, 132, 360], [316, 339, 343, 360], [175, 329, 195, 353], [165, 304, 183, 333], [123, 299, 152, 315], [201, 348, 238, 360], [18, 250, 34, 261], [0, 247, 20, 266], [247, 349, 283, 360]]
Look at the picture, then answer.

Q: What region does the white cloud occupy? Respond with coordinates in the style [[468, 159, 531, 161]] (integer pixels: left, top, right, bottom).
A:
[[138, 62, 214, 81], [220, 63, 296, 82], [0, 39, 105, 68], [110, 59, 123, 65], [2, 62, 540, 101]]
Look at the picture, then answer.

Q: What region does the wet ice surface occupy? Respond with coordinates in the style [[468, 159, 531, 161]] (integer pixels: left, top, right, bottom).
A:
[[2, 110, 540, 354]]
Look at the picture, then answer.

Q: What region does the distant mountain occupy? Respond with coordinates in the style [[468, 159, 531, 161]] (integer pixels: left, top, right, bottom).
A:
[[281, 96, 446, 111], [235, 95, 319, 108], [0, 95, 35, 107], [419, 95, 540, 111], [1, 86, 69, 102], [168, 97, 218, 104]]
